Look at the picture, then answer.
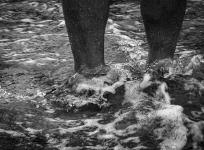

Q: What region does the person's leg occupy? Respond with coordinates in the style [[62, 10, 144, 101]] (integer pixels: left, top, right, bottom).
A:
[[141, 0, 187, 63], [62, 0, 110, 74]]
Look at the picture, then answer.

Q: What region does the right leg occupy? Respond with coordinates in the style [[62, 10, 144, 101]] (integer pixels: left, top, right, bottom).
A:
[[62, 0, 110, 75], [60, 0, 134, 99]]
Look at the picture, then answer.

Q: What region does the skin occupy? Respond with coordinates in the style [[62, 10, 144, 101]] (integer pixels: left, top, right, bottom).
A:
[[62, 0, 187, 75], [141, 0, 187, 63]]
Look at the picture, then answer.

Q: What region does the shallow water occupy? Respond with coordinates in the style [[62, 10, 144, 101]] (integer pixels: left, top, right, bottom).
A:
[[0, 0, 204, 150]]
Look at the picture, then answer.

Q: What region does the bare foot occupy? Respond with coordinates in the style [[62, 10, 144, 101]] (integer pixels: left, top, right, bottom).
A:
[[69, 66, 131, 100], [46, 65, 131, 112]]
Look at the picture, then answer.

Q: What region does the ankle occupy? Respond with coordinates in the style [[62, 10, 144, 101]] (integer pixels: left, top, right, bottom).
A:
[[78, 65, 111, 77]]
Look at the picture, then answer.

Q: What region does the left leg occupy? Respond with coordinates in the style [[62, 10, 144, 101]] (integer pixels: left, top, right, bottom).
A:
[[141, 0, 187, 63]]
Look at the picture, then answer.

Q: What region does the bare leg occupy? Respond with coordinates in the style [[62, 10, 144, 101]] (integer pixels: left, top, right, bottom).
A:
[[62, 0, 110, 75], [141, 0, 187, 63]]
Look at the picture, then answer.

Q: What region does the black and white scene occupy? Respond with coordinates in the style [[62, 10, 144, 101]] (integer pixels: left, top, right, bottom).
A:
[[0, 0, 204, 149]]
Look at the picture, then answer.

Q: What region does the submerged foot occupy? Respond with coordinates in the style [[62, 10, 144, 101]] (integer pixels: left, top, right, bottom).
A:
[[69, 66, 131, 100], [46, 65, 131, 111]]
